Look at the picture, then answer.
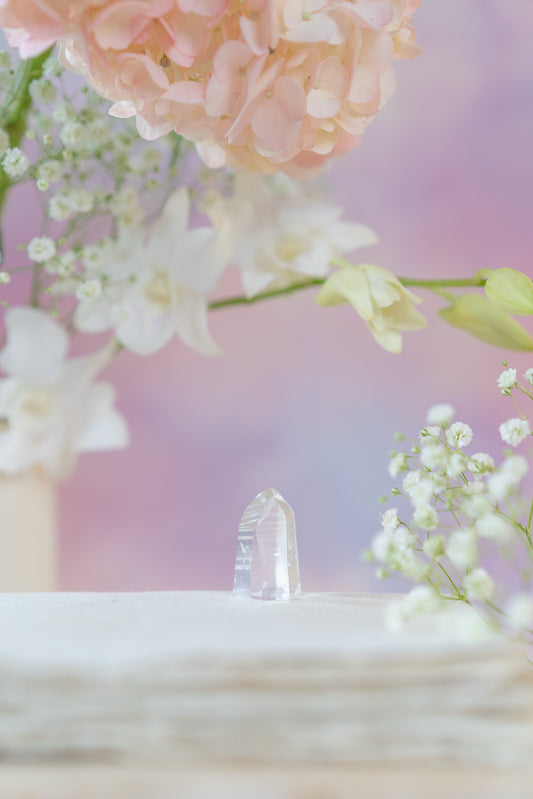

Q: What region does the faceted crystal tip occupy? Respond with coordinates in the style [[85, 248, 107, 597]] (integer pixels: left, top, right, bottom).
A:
[[233, 487, 301, 601]]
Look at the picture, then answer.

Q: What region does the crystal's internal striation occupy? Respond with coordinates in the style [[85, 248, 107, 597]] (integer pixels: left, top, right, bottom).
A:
[[234, 487, 301, 601]]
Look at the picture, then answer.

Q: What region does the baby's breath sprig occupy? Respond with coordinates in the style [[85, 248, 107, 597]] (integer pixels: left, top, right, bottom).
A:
[[0, 50, 202, 343], [366, 366, 533, 649]]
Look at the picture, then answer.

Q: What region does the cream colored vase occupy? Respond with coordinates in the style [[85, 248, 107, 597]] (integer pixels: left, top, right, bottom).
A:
[[0, 469, 58, 591]]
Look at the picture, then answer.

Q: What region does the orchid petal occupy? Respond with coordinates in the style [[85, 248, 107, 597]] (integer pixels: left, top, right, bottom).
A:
[[0, 308, 68, 386]]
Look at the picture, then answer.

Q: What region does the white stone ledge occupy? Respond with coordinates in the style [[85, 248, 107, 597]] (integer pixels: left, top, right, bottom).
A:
[[0, 591, 531, 780]]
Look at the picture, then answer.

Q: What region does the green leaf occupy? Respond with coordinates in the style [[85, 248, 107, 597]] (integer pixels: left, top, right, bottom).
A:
[[484, 268, 533, 316], [439, 294, 533, 350]]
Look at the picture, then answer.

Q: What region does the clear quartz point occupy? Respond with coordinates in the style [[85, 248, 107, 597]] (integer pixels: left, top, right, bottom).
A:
[[233, 487, 301, 601]]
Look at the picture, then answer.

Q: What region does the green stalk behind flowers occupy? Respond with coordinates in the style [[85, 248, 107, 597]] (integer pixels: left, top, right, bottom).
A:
[[0, 49, 52, 251]]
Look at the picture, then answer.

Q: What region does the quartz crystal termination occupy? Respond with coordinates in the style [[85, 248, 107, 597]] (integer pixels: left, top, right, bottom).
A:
[[233, 488, 301, 601]]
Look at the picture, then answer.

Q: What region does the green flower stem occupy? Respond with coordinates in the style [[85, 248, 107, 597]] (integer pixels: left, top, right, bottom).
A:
[[208, 273, 487, 312], [519, 521, 533, 554], [0, 48, 53, 268], [498, 509, 533, 557], [405, 522, 464, 601], [0, 49, 53, 217], [435, 559, 464, 600], [400, 276, 487, 290], [208, 278, 324, 310], [509, 393, 526, 420], [169, 132, 183, 169], [527, 498, 533, 540]]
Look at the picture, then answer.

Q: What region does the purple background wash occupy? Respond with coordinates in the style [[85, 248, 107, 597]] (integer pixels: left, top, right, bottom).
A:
[[25, 3, 533, 589]]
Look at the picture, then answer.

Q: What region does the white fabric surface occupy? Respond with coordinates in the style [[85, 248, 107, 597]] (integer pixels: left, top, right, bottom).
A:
[[0, 592, 530, 769]]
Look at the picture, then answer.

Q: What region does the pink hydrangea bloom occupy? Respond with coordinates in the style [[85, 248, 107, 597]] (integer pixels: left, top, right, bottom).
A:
[[0, 0, 422, 176]]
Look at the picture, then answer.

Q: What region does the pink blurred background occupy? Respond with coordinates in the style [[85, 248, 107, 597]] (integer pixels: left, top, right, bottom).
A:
[[7, 1, 533, 591]]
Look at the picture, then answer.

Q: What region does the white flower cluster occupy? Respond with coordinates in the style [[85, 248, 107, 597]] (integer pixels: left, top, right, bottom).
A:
[[0, 307, 128, 479], [368, 366, 533, 646], [0, 50, 385, 477], [1, 52, 379, 363], [73, 187, 229, 356], [0, 51, 187, 292], [203, 173, 377, 298]]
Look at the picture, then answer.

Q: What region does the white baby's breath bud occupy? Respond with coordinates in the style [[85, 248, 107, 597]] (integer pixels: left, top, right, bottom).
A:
[[2, 147, 30, 178], [501, 454, 529, 482], [475, 513, 513, 543], [44, 256, 61, 275], [27, 236, 56, 263], [463, 479, 485, 496], [57, 251, 77, 276], [0, 271, 10, 284], [49, 192, 74, 221], [76, 279, 102, 302], [446, 529, 478, 571], [34, 113, 52, 132], [36, 179, 49, 192], [524, 368, 533, 386], [53, 102, 77, 124], [506, 595, 533, 630], [48, 277, 79, 297], [399, 553, 430, 583], [497, 367, 517, 390], [426, 404, 454, 426], [381, 508, 399, 533], [423, 535, 445, 559], [447, 451, 468, 478], [60, 120, 87, 150], [388, 452, 409, 479], [412, 504, 439, 531], [460, 494, 492, 518], [403, 585, 440, 618], [438, 604, 494, 642], [29, 78, 57, 104], [464, 567, 494, 601], [138, 147, 162, 171], [402, 470, 421, 494], [429, 471, 448, 494], [487, 473, 513, 503], [86, 118, 111, 149], [371, 530, 392, 562], [109, 187, 143, 227], [499, 418, 531, 447], [66, 187, 94, 213], [0, 128, 9, 159], [488, 455, 529, 501], [384, 598, 406, 633], [420, 425, 440, 440], [82, 244, 106, 271], [467, 452, 495, 474], [37, 159, 63, 184], [408, 479, 435, 508], [420, 443, 448, 470], [446, 422, 473, 449]]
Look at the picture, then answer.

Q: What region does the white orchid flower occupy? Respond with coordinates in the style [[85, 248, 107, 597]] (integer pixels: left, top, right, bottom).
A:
[[205, 173, 378, 297], [0, 307, 128, 479], [316, 263, 426, 353], [75, 187, 230, 356]]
